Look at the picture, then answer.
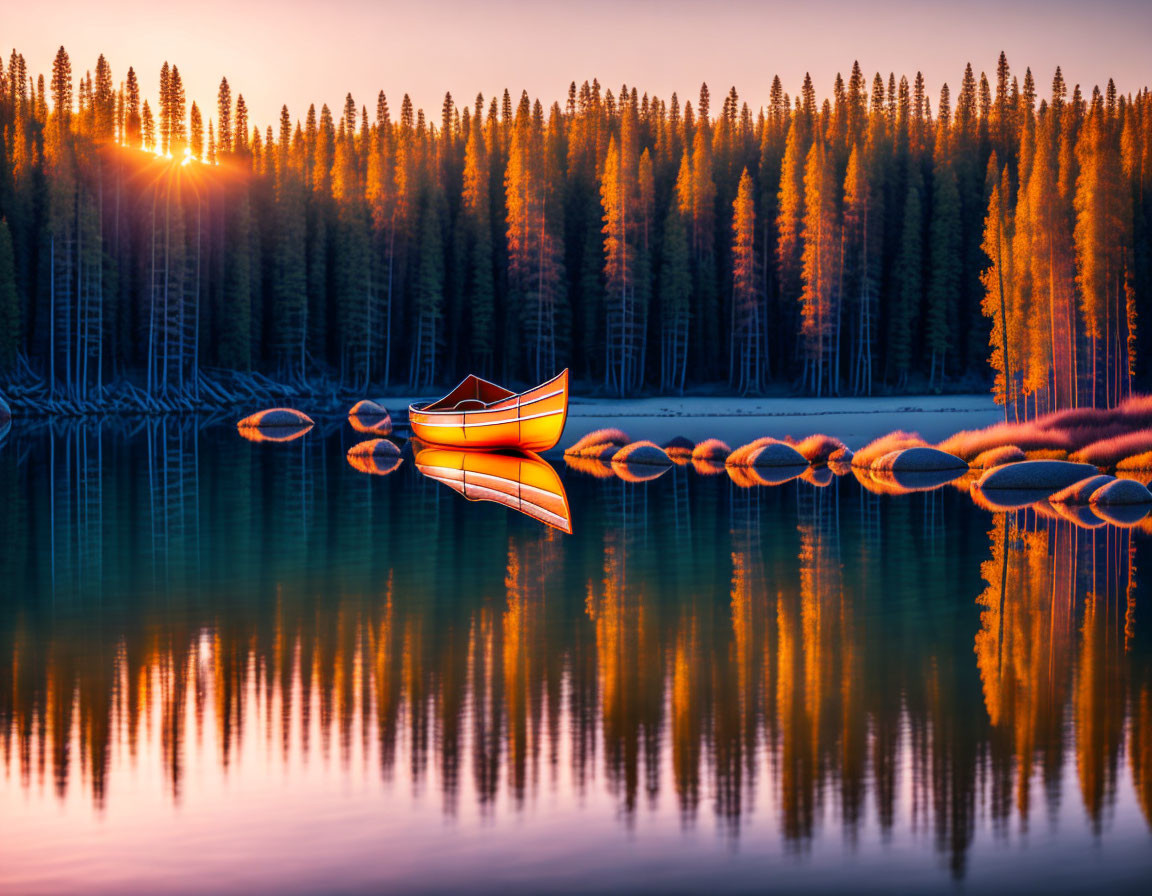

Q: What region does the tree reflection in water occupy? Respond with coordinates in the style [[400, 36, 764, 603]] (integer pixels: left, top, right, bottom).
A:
[[0, 418, 1150, 882]]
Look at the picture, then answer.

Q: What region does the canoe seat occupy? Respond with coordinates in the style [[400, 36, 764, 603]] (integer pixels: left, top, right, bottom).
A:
[[452, 399, 487, 411]]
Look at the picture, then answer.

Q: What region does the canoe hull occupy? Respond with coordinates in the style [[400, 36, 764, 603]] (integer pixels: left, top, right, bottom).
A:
[[408, 369, 568, 452]]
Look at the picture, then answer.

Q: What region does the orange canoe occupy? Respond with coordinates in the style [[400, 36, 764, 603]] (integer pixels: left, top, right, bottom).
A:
[[408, 369, 568, 452], [413, 445, 572, 533]]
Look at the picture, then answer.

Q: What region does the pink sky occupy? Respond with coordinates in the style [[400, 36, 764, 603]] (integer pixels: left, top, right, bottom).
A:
[[5, 0, 1151, 130]]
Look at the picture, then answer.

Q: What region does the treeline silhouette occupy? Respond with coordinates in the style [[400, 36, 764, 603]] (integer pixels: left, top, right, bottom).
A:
[[1, 420, 1149, 879], [0, 48, 1150, 402]]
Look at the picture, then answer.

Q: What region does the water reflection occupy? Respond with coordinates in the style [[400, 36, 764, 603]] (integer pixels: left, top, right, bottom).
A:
[[413, 445, 572, 533], [0, 419, 1150, 889]]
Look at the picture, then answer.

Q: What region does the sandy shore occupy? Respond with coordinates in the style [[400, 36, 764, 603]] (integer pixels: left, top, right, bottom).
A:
[[389, 392, 1001, 451], [556, 394, 1001, 450]]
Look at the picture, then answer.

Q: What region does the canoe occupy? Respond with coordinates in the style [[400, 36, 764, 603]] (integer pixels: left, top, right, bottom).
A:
[[408, 369, 568, 452], [413, 445, 572, 533]]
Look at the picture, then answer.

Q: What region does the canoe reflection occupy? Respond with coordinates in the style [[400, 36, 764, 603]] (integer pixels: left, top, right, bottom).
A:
[[414, 445, 572, 533]]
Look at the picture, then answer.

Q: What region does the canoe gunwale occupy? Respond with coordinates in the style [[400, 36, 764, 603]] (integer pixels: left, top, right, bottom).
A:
[[409, 385, 565, 417]]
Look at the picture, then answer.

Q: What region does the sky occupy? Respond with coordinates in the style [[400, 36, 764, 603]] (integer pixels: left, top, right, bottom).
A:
[[4, 0, 1150, 130]]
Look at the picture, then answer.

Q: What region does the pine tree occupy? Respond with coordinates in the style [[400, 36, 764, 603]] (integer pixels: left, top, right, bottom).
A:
[[890, 166, 922, 386], [219, 191, 252, 369], [799, 140, 837, 394], [273, 110, 308, 377], [659, 202, 691, 392], [411, 192, 444, 388], [125, 66, 141, 146], [158, 62, 170, 154], [776, 119, 805, 354], [730, 167, 761, 392], [217, 77, 232, 154], [190, 102, 203, 160], [0, 219, 20, 369], [843, 144, 877, 394], [1074, 94, 1131, 407], [926, 153, 960, 386], [981, 163, 1015, 419], [462, 106, 494, 372]]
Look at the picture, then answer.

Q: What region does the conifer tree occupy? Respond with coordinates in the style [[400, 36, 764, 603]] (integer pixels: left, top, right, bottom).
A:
[[659, 202, 691, 392], [462, 108, 494, 372], [217, 77, 232, 154], [981, 163, 1015, 419], [125, 66, 141, 145], [730, 167, 761, 392], [0, 219, 19, 369], [890, 167, 922, 386], [926, 153, 961, 386], [141, 100, 154, 150], [843, 144, 876, 394], [411, 192, 444, 388], [219, 191, 252, 369], [189, 102, 203, 160], [799, 140, 837, 394], [775, 119, 805, 348], [158, 62, 170, 154]]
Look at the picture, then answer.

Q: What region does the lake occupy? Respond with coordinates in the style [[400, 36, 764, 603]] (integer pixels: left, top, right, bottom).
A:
[[1, 415, 1150, 894]]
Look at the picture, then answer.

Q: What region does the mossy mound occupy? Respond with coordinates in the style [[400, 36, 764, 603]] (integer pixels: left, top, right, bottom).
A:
[[565, 428, 631, 457], [872, 446, 967, 473], [691, 438, 731, 461], [612, 441, 671, 466], [976, 460, 1099, 491], [346, 438, 403, 476], [1049, 475, 1115, 505], [238, 407, 315, 429], [661, 436, 695, 459], [828, 446, 854, 465], [729, 439, 806, 467], [1089, 478, 1152, 505], [972, 445, 1026, 468]]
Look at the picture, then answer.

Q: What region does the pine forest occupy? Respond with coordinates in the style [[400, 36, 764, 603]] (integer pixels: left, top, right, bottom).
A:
[[0, 47, 1150, 418]]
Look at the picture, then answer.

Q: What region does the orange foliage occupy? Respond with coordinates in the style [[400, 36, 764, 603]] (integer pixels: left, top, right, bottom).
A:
[[788, 433, 846, 464], [565, 428, 630, 456], [691, 438, 731, 461], [851, 431, 927, 468], [972, 445, 1026, 468]]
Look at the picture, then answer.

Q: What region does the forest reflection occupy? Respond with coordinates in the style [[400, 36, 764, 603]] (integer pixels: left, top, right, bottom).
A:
[[0, 419, 1149, 880]]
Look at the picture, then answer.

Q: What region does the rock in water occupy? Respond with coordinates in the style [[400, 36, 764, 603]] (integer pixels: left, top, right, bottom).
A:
[[872, 446, 967, 472], [612, 442, 672, 466], [972, 445, 1026, 468], [792, 434, 847, 465], [828, 446, 855, 465], [237, 407, 314, 443], [238, 407, 315, 429], [747, 442, 808, 467], [692, 438, 731, 461], [346, 438, 403, 476], [661, 436, 695, 461], [1090, 478, 1152, 505], [349, 399, 388, 417], [613, 461, 671, 483], [727, 437, 807, 468], [1050, 475, 1115, 505], [349, 399, 393, 435], [976, 460, 1099, 491]]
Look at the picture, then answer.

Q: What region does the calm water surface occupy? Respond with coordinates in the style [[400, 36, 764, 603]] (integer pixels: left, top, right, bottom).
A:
[[1, 417, 1150, 894]]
